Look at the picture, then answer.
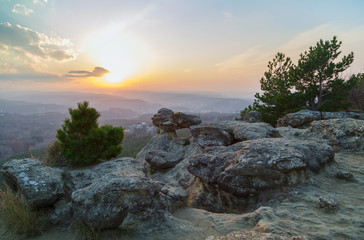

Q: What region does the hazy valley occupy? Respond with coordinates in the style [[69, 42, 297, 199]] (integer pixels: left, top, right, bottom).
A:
[[0, 91, 250, 160]]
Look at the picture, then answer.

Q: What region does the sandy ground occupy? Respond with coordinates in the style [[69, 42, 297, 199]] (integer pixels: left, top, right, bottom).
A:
[[1, 151, 363, 240]]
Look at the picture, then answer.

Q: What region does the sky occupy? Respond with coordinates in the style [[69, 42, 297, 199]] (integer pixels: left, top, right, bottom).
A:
[[0, 0, 364, 98]]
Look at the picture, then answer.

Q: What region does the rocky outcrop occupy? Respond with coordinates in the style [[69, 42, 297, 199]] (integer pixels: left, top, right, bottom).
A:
[[277, 109, 364, 128], [152, 108, 201, 134], [306, 118, 364, 150], [1, 158, 64, 208], [187, 138, 334, 212], [240, 110, 262, 123], [137, 133, 202, 199], [2, 108, 362, 239], [65, 158, 167, 229], [278, 118, 364, 151], [145, 150, 184, 170], [1, 158, 170, 230], [190, 121, 280, 147]]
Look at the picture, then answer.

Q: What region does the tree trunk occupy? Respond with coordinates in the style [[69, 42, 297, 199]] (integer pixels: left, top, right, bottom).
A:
[[317, 77, 323, 110]]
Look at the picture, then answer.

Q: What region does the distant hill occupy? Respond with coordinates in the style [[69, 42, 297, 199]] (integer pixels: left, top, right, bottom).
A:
[[0, 99, 67, 114], [0, 90, 253, 114]]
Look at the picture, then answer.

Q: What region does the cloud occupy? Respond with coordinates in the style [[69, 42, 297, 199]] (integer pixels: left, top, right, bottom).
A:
[[215, 47, 271, 73], [223, 11, 232, 19], [33, 0, 48, 4], [65, 67, 110, 78], [12, 4, 34, 16], [0, 22, 77, 62]]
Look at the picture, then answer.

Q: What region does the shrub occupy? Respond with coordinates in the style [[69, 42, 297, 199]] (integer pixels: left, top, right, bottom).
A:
[[57, 101, 124, 166], [0, 187, 49, 237]]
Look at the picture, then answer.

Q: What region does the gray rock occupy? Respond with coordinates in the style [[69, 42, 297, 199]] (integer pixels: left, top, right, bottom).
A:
[[137, 133, 186, 162], [172, 112, 202, 128], [336, 170, 354, 181], [277, 110, 364, 127], [190, 121, 280, 147], [190, 125, 234, 147], [231, 122, 281, 141], [0, 158, 64, 207], [305, 118, 364, 151], [173, 137, 190, 146], [318, 196, 338, 212], [48, 199, 73, 226], [188, 138, 334, 212], [145, 150, 184, 170], [241, 110, 262, 123], [206, 230, 305, 240], [138, 133, 203, 191], [152, 108, 174, 130], [277, 126, 306, 140], [65, 157, 167, 229], [278, 118, 364, 151], [151, 108, 201, 133]]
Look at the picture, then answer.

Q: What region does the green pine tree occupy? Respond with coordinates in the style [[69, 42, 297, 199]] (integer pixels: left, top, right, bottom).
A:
[[56, 101, 124, 166]]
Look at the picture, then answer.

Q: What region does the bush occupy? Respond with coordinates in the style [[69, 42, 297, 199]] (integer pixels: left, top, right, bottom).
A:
[[0, 187, 49, 237], [57, 101, 124, 166]]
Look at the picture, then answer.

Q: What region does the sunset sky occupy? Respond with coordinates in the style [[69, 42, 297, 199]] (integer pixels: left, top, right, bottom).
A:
[[0, 0, 364, 97]]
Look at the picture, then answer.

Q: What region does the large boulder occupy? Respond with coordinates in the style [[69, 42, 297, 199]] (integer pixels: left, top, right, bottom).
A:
[[137, 132, 203, 191], [172, 112, 202, 128], [137, 133, 187, 162], [0, 158, 64, 208], [241, 110, 262, 123], [151, 108, 201, 133], [305, 118, 364, 151], [190, 121, 280, 147], [187, 138, 334, 212], [278, 118, 364, 151], [1, 158, 172, 230], [151, 108, 174, 129], [277, 110, 364, 128], [145, 150, 184, 170], [190, 125, 234, 147], [63, 157, 167, 229]]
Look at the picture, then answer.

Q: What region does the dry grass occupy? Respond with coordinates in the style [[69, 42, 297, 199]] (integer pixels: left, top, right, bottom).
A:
[[71, 220, 127, 240], [0, 187, 49, 238]]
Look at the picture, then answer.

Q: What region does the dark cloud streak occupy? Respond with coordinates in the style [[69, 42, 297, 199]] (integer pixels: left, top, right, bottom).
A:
[[65, 67, 110, 78]]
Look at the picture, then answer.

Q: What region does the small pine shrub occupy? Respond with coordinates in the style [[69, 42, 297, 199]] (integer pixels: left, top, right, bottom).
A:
[[0, 187, 49, 237], [57, 101, 124, 166]]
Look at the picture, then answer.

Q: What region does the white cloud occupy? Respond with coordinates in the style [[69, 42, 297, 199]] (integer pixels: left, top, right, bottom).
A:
[[0, 22, 77, 81], [215, 24, 364, 77], [33, 0, 48, 5], [215, 47, 271, 73], [0, 22, 77, 62], [223, 11, 232, 19], [12, 4, 34, 16]]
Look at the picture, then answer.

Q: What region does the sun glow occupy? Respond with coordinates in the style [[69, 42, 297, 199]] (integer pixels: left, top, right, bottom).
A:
[[99, 43, 137, 84], [86, 23, 154, 85]]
